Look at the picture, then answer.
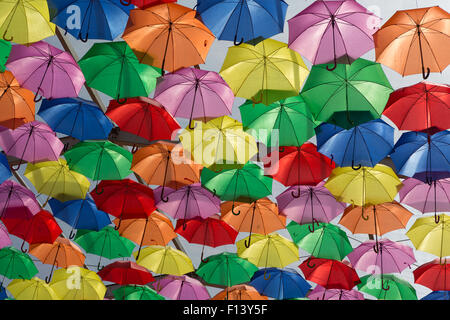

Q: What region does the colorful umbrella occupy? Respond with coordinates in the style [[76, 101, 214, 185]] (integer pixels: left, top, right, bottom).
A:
[[122, 3, 215, 72], [358, 274, 418, 300], [7, 277, 59, 300], [0, 40, 11, 72], [0, 247, 38, 285], [212, 284, 268, 300], [414, 259, 449, 292], [113, 285, 165, 300], [134, 245, 194, 276], [0, 223, 11, 250], [307, 285, 364, 301], [152, 275, 210, 300], [421, 291, 450, 300], [50, 267, 106, 300], [0, 154, 11, 185], [121, 0, 176, 9], [97, 261, 154, 285], [0, 180, 41, 220]]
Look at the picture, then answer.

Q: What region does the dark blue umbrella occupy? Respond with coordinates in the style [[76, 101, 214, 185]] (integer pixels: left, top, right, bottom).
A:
[[0, 286, 7, 300], [421, 291, 450, 300], [196, 0, 288, 45], [0, 153, 11, 185], [38, 98, 113, 142], [48, 197, 111, 239], [315, 119, 394, 169], [48, 0, 132, 41], [390, 130, 450, 183], [249, 267, 311, 299]]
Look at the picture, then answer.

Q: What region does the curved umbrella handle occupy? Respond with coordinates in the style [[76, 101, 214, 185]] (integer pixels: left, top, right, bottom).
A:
[[279, 147, 285, 153], [308, 219, 320, 233], [231, 202, 240, 216], [116, 98, 128, 105], [211, 189, 217, 198], [182, 221, 188, 231], [422, 66, 430, 80], [44, 275, 52, 284], [120, 0, 132, 5], [263, 270, 271, 280], [200, 250, 209, 264], [94, 185, 104, 195], [78, 31, 89, 43], [33, 91, 43, 103], [435, 213, 440, 224], [381, 280, 390, 291], [373, 242, 379, 254], [330, 154, 334, 165], [361, 206, 369, 221], [306, 257, 316, 269], [10, 162, 22, 171], [291, 188, 301, 199], [69, 229, 77, 239], [20, 240, 28, 253], [351, 160, 361, 171], [326, 59, 337, 71], [233, 34, 244, 46], [2, 30, 12, 42], [244, 235, 252, 248], [131, 145, 139, 154]]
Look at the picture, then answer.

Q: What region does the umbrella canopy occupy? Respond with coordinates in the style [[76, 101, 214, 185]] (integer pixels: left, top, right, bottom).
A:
[[38, 98, 113, 141], [383, 82, 450, 133], [0, 154, 11, 185], [421, 291, 450, 300], [6, 41, 85, 101], [288, 0, 381, 67], [300, 58, 393, 129], [307, 285, 364, 300], [78, 41, 161, 101], [276, 182, 347, 225], [0, 223, 11, 250], [249, 268, 311, 300], [122, 3, 215, 72], [196, 0, 287, 44], [212, 284, 268, 300], [48, 0, 132, 41], [0, 70, 35, 129], [7, 277, 59, 300], [220, 38, 309, 105], [373, 6, 450, 79], [0, 40, 11, 72], [134, 245, 194, 276], [152, 275, 210, 300], [106, 97, 180, 143], [0, 246, 38, 282], [358, 274, 418, 300], [50, 267, 106, 300], [123, 0, 176, 9], [97, 261, 154, 285], [0, 0, 55, 44], [0, 180, 41, 220], [113, 285, 165, 300], [240, 95, 319, 147], [414, 259, 449, 291]]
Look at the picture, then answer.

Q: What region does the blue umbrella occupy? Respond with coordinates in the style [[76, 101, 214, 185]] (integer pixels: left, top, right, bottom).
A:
[[315, 119, 394, 169], [48, 197, 111, 239], [48, 0, 132, 41], [196, 0, 288, 45], [0, 286, 7, 300], [0, 153, 11, 185], [249, 268, 311, 299], [38, 98, 113, 141], [421, 291, 450, 300], [390, 130, 450, 183]]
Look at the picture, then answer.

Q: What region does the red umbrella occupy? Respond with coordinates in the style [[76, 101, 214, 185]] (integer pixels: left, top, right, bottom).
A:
[[263, 143, 335, 196], [90, 179, 156, 230], [120, 0, 176, 9], [2, 210, 62, 253], [414, 258, 449, 291], [175, 214, 238, 262], [97, 261, 155, 285], [299, 257, 361, 290], [383, 82, 450, 134]]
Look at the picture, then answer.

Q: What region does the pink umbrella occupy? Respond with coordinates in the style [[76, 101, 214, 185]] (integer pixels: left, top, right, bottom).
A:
[[0, 121, 63, 169], [152, 275, 210, 300], [308, 285, 364, 300], [153, 67, 234, 129], [6, 41, 85, 102], [0, 223, 12, 249], [347, 239, 416, 275], [0, 180, 41, 220], [276, 181, 347, 225], [153, 183, 220, 220], [288, 0, 381, 70]]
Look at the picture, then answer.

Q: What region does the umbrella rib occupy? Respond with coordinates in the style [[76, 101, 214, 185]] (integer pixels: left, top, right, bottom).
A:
[[420, 32, 444, 73]]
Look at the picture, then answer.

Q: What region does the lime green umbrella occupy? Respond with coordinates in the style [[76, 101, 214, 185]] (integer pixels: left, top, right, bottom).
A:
[[240, 95, 320, 147], [300, 58, 393, 129], [0, 247, 38, 285], [74, 227, 135, 270], [113, 285, 165, 300], [78, 41, 161, 102], [358, 274, 418, 300], [287, 222, 353, 261], [0, 40, 11, 72]]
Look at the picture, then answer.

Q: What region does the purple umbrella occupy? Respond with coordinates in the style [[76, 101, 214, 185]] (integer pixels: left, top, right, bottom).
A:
[[152, 275, 210, 300], [288, 0, 381, 70], [276, 181, 347, 225], [347, 239, 416, 275], [153, 183, 220, 220], [0, 121, 63, 169], [6, 41, 85, 102], [153, 67, 234, 129], [0, 223, 12, 249], [308, 285, 364, 300], [0, 180, 41, 220]]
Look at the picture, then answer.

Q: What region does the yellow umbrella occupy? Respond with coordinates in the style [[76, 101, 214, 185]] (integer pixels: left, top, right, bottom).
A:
[[0, 0, 55, 44], [179, 116, 258, 169], [24, 159, 90, 204], [406, 214, 450, 263], [134, 245, 194, 276], [7, 277, 59, 300], [49, 267, 106, 300], [219, 39, 309, 105]]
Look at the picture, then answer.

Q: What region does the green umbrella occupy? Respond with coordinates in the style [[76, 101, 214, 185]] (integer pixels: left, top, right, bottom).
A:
[[0, 40, 11, 72], [74, 227, 135, 270], [240, 95, 320, 147], [113, 285, 165, 300], [300, 58, 393, 129], [0, 247, 38, 285], [201, 162, 273, 215], [78, 41, 161, 102], [358, 274, 418, 300], [287, 221, 353, 261]]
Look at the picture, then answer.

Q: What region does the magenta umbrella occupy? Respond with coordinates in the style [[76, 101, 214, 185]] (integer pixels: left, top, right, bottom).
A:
[[308, 285, 364, 300], [152, 275, 210, 300], [6, 41, 85, 102], [153, 183, 220, 220], [0, 223, 12, 249], [0, 121, 63, 170], [276, 181, 347, 225], [153, 67, 234, 129], [0, 180, 41, 220], [288, 0, 381, 70]]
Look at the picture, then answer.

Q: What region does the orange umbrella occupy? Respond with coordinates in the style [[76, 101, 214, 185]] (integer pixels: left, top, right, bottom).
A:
[[122, 3, 215, 73], [221, 198, 286, 248], [29, 237, 85, 283], [131, 141, 203, 202], [374, 6, 450, 79], [0, 71, 35, 129], [212, 284, 268, 300]]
